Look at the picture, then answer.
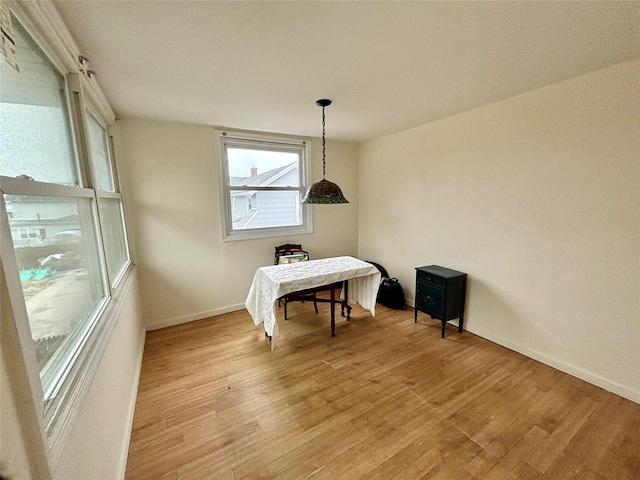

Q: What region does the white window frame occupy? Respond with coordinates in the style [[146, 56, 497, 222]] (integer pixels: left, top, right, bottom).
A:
[[0, 2, 135, 472], [215, 129, 313, 241]]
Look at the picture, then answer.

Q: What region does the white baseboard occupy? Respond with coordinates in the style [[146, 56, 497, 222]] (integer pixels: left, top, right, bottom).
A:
[[406, 300, 638, 404], [117, 325, 146, 480], [145, 303, 246, 331], [471, 329, 640, 404]]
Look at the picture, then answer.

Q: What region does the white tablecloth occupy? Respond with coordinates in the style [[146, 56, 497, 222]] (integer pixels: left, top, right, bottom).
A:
[[245, 256, 381, 343]]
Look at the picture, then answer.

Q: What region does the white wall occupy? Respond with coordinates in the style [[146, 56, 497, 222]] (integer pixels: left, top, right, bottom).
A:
[[119, 118, 360, 330], [358, 59, 640, 402]]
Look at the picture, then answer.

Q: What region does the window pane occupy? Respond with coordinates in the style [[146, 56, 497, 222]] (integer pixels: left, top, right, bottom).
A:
[[86, 112, 115, 191], [0, 16, 78, 185], [230, 190, 302, 230], [98, 198, 128, 283], [5, 194, 107, 393], [228, 148, 300, 187]]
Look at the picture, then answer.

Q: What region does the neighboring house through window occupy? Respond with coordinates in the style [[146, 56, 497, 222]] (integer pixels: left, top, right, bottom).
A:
[[216, 130, 312, 241]]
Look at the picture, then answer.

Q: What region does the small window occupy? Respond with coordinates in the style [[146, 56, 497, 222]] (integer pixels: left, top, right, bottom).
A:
[[216, 130, 312, 241], [98, 197, 129, 282], [86, 112, 115, 192], [85, 109, 130, 285]]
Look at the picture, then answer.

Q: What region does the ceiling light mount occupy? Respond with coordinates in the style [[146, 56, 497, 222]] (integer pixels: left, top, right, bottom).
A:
[[302, 99, 348, 205]]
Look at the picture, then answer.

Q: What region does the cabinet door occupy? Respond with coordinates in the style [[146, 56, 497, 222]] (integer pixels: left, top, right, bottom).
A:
[[444, 277, 465, 320], [416, 280, 444, 318]]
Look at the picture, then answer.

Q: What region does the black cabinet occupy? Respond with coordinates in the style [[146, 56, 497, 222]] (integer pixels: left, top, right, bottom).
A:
[[415, 265, 467, 338]]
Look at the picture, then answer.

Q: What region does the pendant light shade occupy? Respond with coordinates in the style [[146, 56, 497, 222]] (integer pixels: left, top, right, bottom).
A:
[[302, 178, 348, 204], [302, 99, 348, 204]]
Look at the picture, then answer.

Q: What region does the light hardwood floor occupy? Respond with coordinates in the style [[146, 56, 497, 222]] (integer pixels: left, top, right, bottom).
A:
[[125, 298, 640, 479]]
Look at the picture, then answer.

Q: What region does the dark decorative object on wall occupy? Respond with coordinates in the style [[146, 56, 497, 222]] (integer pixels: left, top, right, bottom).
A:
[[302, 99, 349, 204]]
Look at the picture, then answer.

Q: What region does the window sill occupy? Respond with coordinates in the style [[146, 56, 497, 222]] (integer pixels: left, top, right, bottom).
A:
[[222, 224, 313, 242]]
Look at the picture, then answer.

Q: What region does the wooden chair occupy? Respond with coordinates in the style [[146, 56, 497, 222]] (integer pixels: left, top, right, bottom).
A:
[[274, 244, 318, 320], [274, 244, 309, 265]]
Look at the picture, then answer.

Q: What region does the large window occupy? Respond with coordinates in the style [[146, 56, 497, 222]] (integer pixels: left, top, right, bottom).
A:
[[0, 7, 131, 464], [216, 130, 312, 241]]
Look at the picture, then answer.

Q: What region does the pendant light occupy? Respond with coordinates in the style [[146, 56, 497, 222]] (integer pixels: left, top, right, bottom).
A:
[[302, 99, 349, 204]]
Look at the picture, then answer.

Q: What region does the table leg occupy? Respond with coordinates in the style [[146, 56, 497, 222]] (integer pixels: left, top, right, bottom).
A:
[[344, 280, 351, 320], [330, 283, 336, 337]]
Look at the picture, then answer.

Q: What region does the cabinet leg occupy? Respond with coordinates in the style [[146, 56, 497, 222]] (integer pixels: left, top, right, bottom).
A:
[[441, 320, 446, 338], [459, 315, 464, 333], [414, 308, 417, 323]]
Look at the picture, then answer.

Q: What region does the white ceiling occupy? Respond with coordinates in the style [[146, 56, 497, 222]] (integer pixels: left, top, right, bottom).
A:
[[53, 1, 639, 142]]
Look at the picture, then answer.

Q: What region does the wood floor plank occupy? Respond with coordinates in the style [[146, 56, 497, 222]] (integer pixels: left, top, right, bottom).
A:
[[125, 300, 640, 479]]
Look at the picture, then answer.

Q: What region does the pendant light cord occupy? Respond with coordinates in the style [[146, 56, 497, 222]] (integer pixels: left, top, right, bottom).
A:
[[322, 105, 326, 179]]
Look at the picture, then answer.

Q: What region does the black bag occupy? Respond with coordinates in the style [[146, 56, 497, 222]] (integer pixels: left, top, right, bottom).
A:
[[366, 261, 389, 279], [377, 277, 406, 310]]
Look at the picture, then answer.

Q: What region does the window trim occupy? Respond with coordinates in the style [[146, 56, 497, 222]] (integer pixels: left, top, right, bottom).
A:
[[215, 129, 313, 241]]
